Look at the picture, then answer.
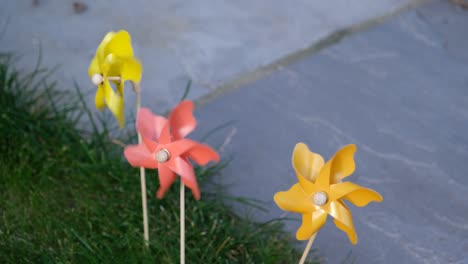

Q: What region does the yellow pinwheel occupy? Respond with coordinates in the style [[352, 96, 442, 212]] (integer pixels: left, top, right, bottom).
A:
[[88, 30, 142, 127], [274, 143, 382, 244]]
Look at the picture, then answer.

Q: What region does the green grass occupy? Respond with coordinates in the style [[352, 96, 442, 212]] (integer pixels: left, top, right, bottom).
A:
[[0, 54, 319, 263]]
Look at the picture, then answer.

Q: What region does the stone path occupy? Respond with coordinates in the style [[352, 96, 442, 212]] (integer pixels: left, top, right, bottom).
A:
[[193, 1, 468, 263], [1, 0, 415, 115]]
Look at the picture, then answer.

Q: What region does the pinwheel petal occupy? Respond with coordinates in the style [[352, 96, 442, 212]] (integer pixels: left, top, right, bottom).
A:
[[96, 31, 116, 60], [124, 144, 158, 169], [333, 201, 358, 244], [315, 156, 332, 189], [88, 56, 101, 77], [102, 80, 124, 128], [103, 54, 124, 78], [168, 100, 196, 140], [166, 156, 200, 200], [156, 164, 178, 199], [292, 142, 324, 182], [330, 144, 356, 184], [184, 143, 220, 165], [121, 57, 142, 83], [141, 137, 158, 153], [325, 200, 357, 244], [136, 108, 168, 141], [297, 173, 319, 194], [158, 122, 172, 145], [166, 139, 219, 165], [94, 85, 105, 110], [296, 210, 327, 240], [104, 30, 134, 58], [330, 182, 383, 207], [274, 183, 315, 214]]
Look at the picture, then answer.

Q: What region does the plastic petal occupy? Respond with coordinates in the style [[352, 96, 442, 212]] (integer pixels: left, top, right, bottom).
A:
[[292, 142, 324, 182], [296, 210, 327, 240], [297, 173, 319, 193], [183, 142, 220, 165], [164, 139, 199, 158], [274, 183, 315, 214], [331, 182, 383, 207], [333, 200, 358, 244], [96, 31, 117, 60], [120, 57, 142, 83], [103, 54, 124, 78], [136, 108, 168, 141], [103, 30, 134, 58], [156, 164, 178, 199], [315, 158, 332, 189], [168, 100, 196, 140], [102, 80, 124, 128], [88, 56, 101, 77], [141, 137, 159, 153], [124, 144, 158, 169], [324, 200, 357, 244], [330, 144, 357, 184], [158, 122, 172, 145], [165, 156, 200, 200], [94, 85, 105, 109]]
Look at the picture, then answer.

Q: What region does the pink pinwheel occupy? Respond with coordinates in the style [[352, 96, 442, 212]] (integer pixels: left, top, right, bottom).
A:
[[124, 100, 219, 200]]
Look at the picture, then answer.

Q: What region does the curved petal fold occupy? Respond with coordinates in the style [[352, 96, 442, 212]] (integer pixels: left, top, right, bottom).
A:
[[333, 201, 357, 244], [330, 144, 356, 183], [124, 144, 158, 169], [136, 108, 167, 141], [292, 142, 324, 182], [104, 30, 134, 58], [183, 142, 220, 165], [102, 80, 124, 127], [156, 164, 178, 199], [88, 57, 101, 76], [169, 100, 196, 140], [121, 57, 142, 83], [94, 85, 105, 109], [274, 183, 315, 214], [165, 156, 199, 200], [325, 201, 357, 244], [296, 210, 327, 240]]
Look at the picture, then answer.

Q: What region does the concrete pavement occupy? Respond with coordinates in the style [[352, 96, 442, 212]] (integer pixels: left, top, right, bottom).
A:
[[1, 0, 418, 116], [193, 1, 468, 263]]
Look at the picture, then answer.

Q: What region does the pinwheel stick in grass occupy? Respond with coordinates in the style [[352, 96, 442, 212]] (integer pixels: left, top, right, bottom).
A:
[[124, 101, 219, 263], [274, 143, 382, 264], [88, 30, 150, 244]]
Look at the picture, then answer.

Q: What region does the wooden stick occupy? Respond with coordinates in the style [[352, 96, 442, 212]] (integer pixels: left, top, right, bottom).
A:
[[180, 181, 185, 264], [299, 233, 317, 264], [134, 82, 149, 245]]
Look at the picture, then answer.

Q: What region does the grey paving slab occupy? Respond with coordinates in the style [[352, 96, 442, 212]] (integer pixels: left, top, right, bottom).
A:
[[0, 0, 415, 118], [193, 1, 468, 263]]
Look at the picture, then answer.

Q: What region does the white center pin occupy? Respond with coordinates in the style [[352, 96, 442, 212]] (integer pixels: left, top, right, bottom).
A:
[[155, 149, 170, 163], [313, 191, 328, 206], [91, 74, 103, 86]]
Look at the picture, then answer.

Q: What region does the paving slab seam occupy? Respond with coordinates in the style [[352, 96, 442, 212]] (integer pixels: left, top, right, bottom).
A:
[[194, 0, 431, 109]]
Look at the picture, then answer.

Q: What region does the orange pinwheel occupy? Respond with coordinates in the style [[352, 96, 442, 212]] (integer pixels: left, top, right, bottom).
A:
[[124, 100, 219, 200], [274, 143, 382, 244]]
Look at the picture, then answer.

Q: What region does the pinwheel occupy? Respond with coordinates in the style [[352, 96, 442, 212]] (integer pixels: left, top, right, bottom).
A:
[[88, 30, 149, 244], [124, 100, 219, 263], [88, 30, 142, 128], [124, 100, 220, 199], [274, 143, 382, 263]]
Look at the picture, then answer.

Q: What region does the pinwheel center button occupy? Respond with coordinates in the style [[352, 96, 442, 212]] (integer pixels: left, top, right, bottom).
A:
[[91, 74, 104, 85], [155, 149, 171, 163], [312, 191, 328, 206]]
